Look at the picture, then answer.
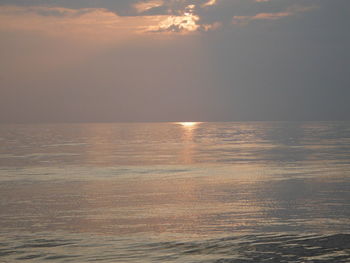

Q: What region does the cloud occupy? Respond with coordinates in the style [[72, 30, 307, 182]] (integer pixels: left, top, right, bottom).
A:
[[147, 4, 205, 33], [0, 5, 97, 17], [202, 0, 217, 7], [0, 0, 318, 34], [232, 4, 316, 25], [1, 0, 350, 122], [134, 0, 163, 14], [148, 13, 200, 33], [0, 6, 165, 42], [233, 12, 292, 25]]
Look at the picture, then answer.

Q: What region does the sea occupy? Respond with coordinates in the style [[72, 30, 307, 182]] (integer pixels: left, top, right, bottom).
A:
[[0, 122, 349, 262]]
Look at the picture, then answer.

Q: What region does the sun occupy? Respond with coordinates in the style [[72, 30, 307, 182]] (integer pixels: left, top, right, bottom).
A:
[[178, 122, 198, 127]]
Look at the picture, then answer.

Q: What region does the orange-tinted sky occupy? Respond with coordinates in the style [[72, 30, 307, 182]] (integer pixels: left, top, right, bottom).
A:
[[1, 0, 349, 122]]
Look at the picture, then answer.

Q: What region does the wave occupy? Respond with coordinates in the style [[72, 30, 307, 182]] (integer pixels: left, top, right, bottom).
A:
[[1, 233, 349, 262]]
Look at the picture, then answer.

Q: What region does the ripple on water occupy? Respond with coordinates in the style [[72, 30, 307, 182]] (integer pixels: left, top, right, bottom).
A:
[[0, 233, 349, 262]]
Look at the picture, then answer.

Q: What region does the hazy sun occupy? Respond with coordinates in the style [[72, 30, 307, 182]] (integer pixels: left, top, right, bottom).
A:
[[179, 122, 198, 127]]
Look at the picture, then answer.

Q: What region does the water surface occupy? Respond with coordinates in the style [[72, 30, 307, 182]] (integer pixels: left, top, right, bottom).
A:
[[0, 122, 349, 262]]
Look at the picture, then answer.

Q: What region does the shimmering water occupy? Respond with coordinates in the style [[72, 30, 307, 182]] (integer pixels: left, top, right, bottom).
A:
[[0, 122, 349, 262]]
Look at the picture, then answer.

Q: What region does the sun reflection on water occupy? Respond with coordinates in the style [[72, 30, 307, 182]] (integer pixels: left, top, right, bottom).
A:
[[176, 122, 201, 164]]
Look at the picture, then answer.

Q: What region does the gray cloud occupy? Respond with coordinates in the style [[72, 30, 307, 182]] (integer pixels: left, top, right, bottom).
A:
[[0, 0, 320, 34], [0, 0, 317, 24], [0, 0, 349, 122]]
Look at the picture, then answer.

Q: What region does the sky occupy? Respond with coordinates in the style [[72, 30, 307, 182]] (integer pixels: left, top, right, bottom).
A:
[[0, 0, 349, 122]]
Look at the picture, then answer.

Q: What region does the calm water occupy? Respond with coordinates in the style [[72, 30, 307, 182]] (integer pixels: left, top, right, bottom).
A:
[[0, 122, 349, 262]]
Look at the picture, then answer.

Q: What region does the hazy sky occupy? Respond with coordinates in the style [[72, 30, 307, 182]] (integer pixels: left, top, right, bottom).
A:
[[1, 0, 349, 122]]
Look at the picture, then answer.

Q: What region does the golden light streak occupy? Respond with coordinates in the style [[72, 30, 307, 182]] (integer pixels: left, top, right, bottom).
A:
[[202, 0, 217, 7], [178, 122, 200, 164], [178, 122, 200, 128]]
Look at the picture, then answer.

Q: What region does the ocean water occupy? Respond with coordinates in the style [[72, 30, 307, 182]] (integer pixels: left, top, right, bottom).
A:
[[0, 122, 349, 262]]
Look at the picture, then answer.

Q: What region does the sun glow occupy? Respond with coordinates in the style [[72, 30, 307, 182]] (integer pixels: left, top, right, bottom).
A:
[[179, 122, 199, 127], [148, 4, 199, 33]]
